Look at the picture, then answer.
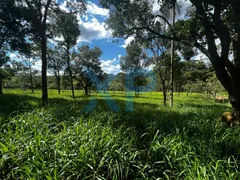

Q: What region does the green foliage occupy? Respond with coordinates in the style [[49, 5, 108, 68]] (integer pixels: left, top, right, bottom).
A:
[[0, 89, 239, 179], [74, 45, 103, 94], [61, 75, 72, 90], [0, 0, 30, 62], [51, 10, 80, 49], [109, 72, 125, 91], [47, 46, 65, 76], [121, 42, 147, 71]]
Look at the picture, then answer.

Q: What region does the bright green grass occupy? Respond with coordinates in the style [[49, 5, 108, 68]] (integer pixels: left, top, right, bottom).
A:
[[1, 89, 239, 179]]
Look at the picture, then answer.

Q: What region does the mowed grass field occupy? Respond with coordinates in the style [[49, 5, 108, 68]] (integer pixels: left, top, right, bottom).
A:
[[0, 89, 240, 179]]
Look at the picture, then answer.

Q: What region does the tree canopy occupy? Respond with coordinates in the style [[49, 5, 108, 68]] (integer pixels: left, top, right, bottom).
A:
[[101, 0, 240, 117]]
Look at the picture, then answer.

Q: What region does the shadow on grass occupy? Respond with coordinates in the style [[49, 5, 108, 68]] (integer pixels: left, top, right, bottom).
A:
[[0, 93, 41, 118], [1, 92, 238, 160]]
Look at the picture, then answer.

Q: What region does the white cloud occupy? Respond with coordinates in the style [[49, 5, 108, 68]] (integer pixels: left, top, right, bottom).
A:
[[191, 49, 208, 62], [77, 17, 112, 43], [87, 2, 109, 16], [177, 0, 192, 20], [121, 36, 135, 48], [58, 1, 69, 12], [118, 54, 122, 59], [32, 60, 42, 71], [191, 38, 221, 62], [153, 0, 192, 24], [82, 14, 88, 21], [57, 2, 111, 43], [147, 64, 154, 71], [100, 59, 121, 75], [9, 53, 18, 60]]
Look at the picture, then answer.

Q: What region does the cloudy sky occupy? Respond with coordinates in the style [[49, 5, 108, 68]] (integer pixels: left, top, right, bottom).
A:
[[58, 0, 126, 74], [9, 0, 126, 75], [9, 0, 207, 75]]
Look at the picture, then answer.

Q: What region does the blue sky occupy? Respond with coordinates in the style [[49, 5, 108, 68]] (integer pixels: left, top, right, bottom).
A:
[[9, 0, 207, 75], [58, 0, 129, 74], [9, 0, 129, 75]]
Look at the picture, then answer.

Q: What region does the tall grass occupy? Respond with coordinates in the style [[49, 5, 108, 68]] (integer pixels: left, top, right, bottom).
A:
[[0, 89, 239, 179]]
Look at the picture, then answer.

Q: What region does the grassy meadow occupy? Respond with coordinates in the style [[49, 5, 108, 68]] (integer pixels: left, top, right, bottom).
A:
[[1, 89, 240, 179]]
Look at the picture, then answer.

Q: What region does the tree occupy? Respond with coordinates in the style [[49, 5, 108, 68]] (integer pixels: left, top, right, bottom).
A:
[[74, 45, 103, 95], [18, 53, 39, 93], [205, 71, 225, 99], [16, 0, 86, 105], [144, 38, 168, 105], [121, 41, 148, 96], [0, 54, 10, 95], [180, 60, 211, 96], [161, 0, 181, 107], [0, 0, 30, 58], [98, 73, 109, 93], [0, 67, 9, 95], [101, 0, 240, 119], [47, 46, 66, 94], [174, 0, 240, 119], [0, 0, 30, 94], [51, 10, 81, 98], [110, 72, 126, 93], [62, 73, 71, 90]]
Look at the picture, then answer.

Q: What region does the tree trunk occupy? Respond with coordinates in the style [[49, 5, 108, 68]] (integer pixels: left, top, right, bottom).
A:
[[232, 106, 240, 121], [57, 71, 61, 94], [170, 3, 175, 107], [30, 73, 34, 93], [135, 84, 137, 96], [162, 81, 167, 106], [0, 77, 2, 95], [67, 47, 74, 98], [57, 77, 60, 94], [29, 59, 34, 93], [85, 86, 88, 95], [229, 78, 240, 121], [138, 85, 140, 96], [57, 78, 61, 95], [41, 31, 48, 105]]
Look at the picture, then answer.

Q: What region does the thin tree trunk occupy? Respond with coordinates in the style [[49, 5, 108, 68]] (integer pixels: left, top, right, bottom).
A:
[[169, 5, 175, 107], [30, 73, 34, 93], [85, 86, 88, 95], [57, 78, 60, 95], [135, 86, 136, 96], [57, 70, 61, 94], [162, 81, 167, 106], [67, 47, 74, 98], [29, 59, 34, 93], [0, 77, 3, 95], [41, 31, 48, 105], [57, 77, 60, 94], [54, 71, 61, 94], [138, 85, 140, 96]]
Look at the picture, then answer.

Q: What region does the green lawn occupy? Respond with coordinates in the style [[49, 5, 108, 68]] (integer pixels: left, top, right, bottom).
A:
[[1, 89, 239, 179]]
